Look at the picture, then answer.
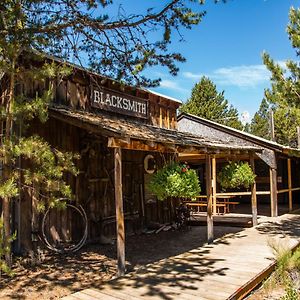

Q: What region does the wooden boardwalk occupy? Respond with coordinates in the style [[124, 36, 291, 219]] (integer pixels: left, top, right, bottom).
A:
[[62, 212, 300, 300]]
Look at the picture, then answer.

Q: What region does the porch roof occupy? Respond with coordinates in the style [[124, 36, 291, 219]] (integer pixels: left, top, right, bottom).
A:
[[178, 112, 300, 158], [49, 106, 262, 154]]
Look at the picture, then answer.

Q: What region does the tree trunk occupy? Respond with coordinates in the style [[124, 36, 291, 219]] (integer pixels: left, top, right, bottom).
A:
[[2, 62, 15, 265]]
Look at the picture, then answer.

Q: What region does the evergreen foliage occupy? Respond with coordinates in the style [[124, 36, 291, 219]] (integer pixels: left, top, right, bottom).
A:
[[261, 7, 300, 147], [250, 98, 271, 140], [148, 162, 201, 201], [217, 161, 256, 190], [180, 76, 243, 130], [0, 0, 212, 87]]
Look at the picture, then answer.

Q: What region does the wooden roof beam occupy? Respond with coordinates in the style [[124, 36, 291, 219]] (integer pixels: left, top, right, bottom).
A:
[[108, 137, 131, 148], [177, 146, 208, 154]]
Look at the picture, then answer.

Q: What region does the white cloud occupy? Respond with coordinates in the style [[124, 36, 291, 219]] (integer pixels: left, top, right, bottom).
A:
[[240, 111, 251, 125], [213, 65, 268, 87], [183, 61, 287, 88], [183, 71, 204, 80], [159, 79, 189, 93]]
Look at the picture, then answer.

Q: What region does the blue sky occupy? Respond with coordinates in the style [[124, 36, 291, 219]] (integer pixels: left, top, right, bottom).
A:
[[138, 0, 300, 123]]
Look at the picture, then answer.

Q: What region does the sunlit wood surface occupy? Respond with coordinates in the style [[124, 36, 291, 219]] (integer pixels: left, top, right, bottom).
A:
[[62, 212, 300, 300]]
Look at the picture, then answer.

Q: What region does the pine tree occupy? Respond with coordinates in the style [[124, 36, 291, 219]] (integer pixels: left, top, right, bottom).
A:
[[180, 76, 243, 130], [250, 98, 271, 139], [274, 106, 300, 147], [0, 0, 213, 264], [262, 7, 300, 147]]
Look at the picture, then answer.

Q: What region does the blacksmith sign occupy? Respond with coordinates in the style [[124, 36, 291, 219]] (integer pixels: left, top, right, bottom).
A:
[[91, 86, 148, 119]]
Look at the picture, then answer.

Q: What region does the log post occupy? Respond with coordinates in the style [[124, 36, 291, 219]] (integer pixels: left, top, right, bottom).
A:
[[206, 154, 214, 243], [212, 155, 217, 215], [114, 147, 125, 276], [269, 167, 278, 217], [287, 158, 293, 211], [250, 154, 258, 226]]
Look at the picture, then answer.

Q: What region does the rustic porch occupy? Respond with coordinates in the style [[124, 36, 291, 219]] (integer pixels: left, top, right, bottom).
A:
[[62, 210, 300, 300]]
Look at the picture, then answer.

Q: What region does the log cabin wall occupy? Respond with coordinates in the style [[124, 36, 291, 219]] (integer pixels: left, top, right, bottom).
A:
[[20, 114, 175, 251], [10, 59, 181, 252], [52, 68, 180, 129]]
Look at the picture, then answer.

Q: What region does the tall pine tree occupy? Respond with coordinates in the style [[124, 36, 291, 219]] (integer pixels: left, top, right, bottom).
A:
[[261, 7, 300, 147], [180, 76, 243, 130]]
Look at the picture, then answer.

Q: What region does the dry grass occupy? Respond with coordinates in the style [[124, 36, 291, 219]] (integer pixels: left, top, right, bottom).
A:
[[247, 241, 300, 300]]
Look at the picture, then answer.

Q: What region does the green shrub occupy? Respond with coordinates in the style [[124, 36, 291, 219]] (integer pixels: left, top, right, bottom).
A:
[[217, 161, 256, 190], [148, 162, 201, 200]]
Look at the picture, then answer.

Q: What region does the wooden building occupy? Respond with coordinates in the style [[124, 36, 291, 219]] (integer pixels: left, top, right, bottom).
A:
[[178, 112, 300, 219], [1, 56, 262, 275]]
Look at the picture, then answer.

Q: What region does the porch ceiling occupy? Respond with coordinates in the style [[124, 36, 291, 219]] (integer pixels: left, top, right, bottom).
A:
[[49, 106, 262, 154]]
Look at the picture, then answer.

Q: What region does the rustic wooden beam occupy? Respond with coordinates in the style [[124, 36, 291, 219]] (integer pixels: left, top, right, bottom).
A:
[[109, 137, 177, 153], [146, 140, 157, 148], [177, 146, 208, 154], [277, 187, 300, 193], [250, 155, 258, 226], [270, 167, 278, 217], [163, 143, 177, 152], [206, 154, 214, 244], [114, 147, 125, 276], [212, 155, 217, 215], [108, 137, 130, 148], [287, 158, 293, 211]]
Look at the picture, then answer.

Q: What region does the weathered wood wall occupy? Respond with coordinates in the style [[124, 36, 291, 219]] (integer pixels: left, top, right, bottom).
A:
[[17, 116, 174, 252], [52, 69, 179, 129]]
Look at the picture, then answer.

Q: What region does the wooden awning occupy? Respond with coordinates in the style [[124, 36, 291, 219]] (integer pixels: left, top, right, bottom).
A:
[[49, 106, 262, 154]]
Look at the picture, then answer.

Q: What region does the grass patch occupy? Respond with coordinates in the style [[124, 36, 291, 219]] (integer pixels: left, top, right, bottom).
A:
[[267, 240, 300, 299]]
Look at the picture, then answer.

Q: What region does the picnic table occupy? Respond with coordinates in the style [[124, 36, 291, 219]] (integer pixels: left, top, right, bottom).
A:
[[183, 195, 240, 215]]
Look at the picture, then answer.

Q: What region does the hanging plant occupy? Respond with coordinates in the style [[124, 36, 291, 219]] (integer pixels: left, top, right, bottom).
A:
[[148, 162, 201, 201], [217, 161, 256, 190]]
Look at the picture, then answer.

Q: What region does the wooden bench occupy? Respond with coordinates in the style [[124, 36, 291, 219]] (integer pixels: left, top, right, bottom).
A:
[[217, 201, 240, 213], [184, 202, 226, 215]]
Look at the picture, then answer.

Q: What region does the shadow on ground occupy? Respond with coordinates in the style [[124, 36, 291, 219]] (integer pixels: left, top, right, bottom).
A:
[[0, 225, 243, 300]]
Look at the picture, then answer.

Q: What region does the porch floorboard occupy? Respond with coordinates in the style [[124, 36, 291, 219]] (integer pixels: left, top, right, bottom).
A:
[[62, 211, 300, 300]]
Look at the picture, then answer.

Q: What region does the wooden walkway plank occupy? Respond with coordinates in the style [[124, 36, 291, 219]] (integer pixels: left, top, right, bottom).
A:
[[82, 289, 124, 300], [62, 212, 300, 300]]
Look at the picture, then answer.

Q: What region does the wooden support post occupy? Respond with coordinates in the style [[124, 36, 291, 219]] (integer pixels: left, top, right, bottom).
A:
[[114, 147, 125, 276], [212, 155, 217, 215], [269, 167, 278, 217], [287, 158, 293, 211], [206, 154, 214, 243], [250, 155, 258, 226]]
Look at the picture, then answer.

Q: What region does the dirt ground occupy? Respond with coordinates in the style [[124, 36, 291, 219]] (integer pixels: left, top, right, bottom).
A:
[[0, 225, 242, 300]]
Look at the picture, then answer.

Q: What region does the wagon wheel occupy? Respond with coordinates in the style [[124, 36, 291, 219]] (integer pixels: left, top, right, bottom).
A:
[[41, 202, 88, 253]]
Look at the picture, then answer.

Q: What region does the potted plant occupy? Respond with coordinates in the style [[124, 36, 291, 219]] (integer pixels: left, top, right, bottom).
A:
[[217, 161, 256, 191], [148, 162, 201, 201]]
